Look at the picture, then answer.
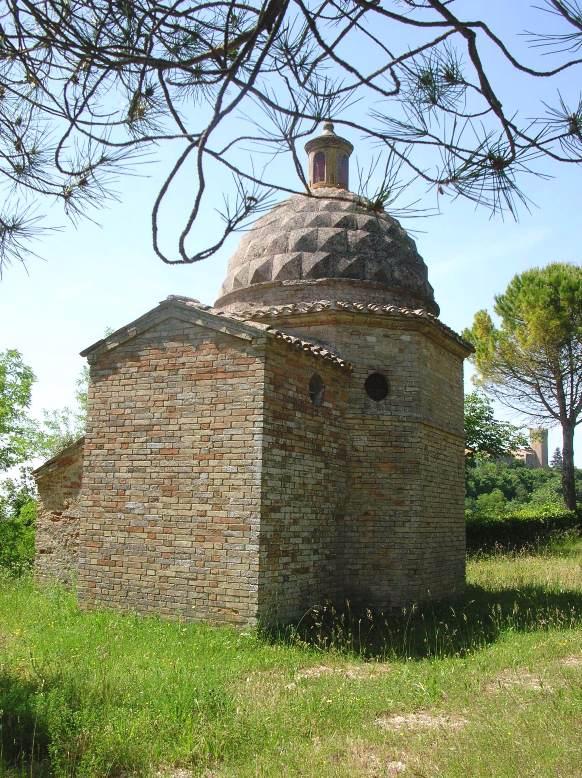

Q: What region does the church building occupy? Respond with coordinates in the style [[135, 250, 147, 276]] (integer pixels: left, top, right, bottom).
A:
[[34, 123, 472, 625]]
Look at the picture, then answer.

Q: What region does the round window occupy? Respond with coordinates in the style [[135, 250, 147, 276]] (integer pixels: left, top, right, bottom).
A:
[[365, 372, 389, 401], [309, 373, 325, 406]]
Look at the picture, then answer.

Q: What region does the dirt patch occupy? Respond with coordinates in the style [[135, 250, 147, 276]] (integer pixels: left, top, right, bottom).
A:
[[485, 669, 552, 693], [157, 770, 219, 778], [385, 761, 407, 776], [239, 663, 391, 696], [331, 740, 408, 777], [375, 712, 468, 732], [557, 655, 582, 668], [348, 744, 407, 776], [288, 662, 391, 687], [235, 667, 293, 710], [244, 668, 285, 684]]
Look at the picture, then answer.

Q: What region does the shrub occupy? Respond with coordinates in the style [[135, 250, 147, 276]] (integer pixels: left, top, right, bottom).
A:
[[0, 498, 36, 576], [474, 488, 507, 517], [466, 507, 580, 553]]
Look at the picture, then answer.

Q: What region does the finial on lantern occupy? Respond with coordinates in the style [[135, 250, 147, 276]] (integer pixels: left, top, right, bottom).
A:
[[304, 121, 354, 191]]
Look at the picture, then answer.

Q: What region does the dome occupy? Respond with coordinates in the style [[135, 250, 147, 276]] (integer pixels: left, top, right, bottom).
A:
[[215, 189, 439, 315]]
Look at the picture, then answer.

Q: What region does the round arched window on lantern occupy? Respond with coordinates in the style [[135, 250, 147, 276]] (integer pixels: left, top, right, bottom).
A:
[[313, 151, 326, 184], [337, 153, 349, 188], [365, 372, 389, 401], [309, 373, 325, 406]]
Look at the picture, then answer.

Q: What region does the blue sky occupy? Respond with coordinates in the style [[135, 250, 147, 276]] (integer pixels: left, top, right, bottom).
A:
[[0, 1, 580, 464]]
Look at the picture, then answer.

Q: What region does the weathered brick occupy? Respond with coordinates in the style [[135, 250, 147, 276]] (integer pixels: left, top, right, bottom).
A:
[[34, 294, 470, 626]]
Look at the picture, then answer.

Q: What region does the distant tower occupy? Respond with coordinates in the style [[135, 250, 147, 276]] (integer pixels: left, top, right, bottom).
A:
[[530, 429, 549, 468], [304, 120, 354, 190]]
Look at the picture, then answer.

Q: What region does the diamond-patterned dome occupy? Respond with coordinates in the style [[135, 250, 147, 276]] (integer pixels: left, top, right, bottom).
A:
[[215, 189, 438, 315]]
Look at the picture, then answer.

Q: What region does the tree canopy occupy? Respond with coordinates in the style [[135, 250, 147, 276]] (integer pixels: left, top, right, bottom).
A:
[[0, 1, 581, 272], [0, 348, 88, 473], [464, 262, 582, 510], [0, 349, 35, 471], [464, 457, 576, 518], [464, 391, 526, 462]]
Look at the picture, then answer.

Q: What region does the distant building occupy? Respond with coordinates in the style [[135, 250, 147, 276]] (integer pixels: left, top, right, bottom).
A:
[[515, 428, 549, 468]]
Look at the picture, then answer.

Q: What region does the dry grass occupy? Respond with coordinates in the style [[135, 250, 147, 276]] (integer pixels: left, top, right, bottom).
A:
[[557, 654, 582, 668]]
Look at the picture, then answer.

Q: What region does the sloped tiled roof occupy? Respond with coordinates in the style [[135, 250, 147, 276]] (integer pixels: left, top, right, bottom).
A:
[[269, 330, 351, 369], [176, 295, 471, 358], [33, 436, 85, 476], [217, 299, 472, 353], [161, 296, 351, 368]]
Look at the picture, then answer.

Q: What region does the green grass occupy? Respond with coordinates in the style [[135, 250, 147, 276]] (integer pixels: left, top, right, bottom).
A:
[[1, 537, 581, 777]]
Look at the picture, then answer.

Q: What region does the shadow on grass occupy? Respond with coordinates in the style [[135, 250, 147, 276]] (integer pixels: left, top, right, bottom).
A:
[[265, 582, 582, 660], [466, 522, 580, 556], [267, 533, 582, 660], [0, 672, 51, 777]]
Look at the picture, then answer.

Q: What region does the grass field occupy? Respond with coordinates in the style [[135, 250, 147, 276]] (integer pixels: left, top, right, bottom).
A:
[[1, 537, 581, 777]]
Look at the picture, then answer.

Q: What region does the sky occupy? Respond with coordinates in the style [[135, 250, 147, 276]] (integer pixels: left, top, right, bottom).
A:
[[0, 1, 580, 466]]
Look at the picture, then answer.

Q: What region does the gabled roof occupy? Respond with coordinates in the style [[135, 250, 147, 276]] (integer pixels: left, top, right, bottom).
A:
[[80, 295, 268, 358], [80, 296, 350, 370], [33, 436, 85, 477]]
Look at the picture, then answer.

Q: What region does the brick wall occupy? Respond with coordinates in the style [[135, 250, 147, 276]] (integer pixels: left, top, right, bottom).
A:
[[416, 425, 466, 600], [273, 311, 467, 608], [78, 315, 265, 623], [258, 345, 349, 622], [35, 300, 468, 624], [414, 336, 466, 600], [337, 323, 426, 607], [35, 438, 84, 583]]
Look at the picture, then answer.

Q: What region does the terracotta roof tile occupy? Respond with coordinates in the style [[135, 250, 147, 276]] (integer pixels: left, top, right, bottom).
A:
[[268, 330, 352, 370], [161, 296, 469, 365], [164, 296, 351, 369], [226, 300, 472, 352]]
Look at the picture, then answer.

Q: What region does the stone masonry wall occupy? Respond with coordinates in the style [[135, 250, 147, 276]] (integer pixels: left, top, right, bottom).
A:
[[258, 344, 349, 623], [78, 315, 265, 624], [35, 438, 84, 583], [273, 313, 467, 608]]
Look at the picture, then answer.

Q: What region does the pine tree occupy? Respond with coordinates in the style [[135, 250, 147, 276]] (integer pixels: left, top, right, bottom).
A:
[[1, 2, 582, 271], [550, 448, 563, 470], [465, 263, 582, 510]]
